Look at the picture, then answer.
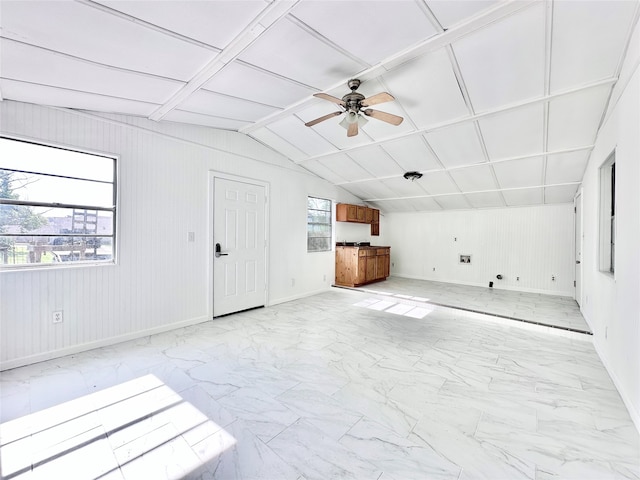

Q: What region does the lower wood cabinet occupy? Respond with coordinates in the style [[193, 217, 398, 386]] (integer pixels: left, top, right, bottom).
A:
[[335, 246, 390, 287]]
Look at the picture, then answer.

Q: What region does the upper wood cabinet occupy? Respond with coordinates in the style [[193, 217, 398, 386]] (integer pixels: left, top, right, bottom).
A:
[[336, 203, 379, 231]]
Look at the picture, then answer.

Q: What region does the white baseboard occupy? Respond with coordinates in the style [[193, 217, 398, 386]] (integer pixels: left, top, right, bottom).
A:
[[268, 286, 332, 306], [390, 273, 574, 297], [592, 331, 640, 435], [0, 315, 210, 372]]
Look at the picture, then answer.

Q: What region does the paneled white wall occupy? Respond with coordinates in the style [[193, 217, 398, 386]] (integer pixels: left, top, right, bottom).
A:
[[579, 20, 640, 431], [384, 205, 575, 296], [0, 101, 361, 369]]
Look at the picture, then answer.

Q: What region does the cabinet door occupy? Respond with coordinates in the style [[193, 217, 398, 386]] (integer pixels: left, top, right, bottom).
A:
[[347, 204, 359, 222], [371, 222, 379, 236], [336, 204, 348, 222], [365, 208, 373, 223], [376, 255, 386, 280], [356, 206, 366, 223], [365, 256, 377, 282], [372, 209, 379, 223]]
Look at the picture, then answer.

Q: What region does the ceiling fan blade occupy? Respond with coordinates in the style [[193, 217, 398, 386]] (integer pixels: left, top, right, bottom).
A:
[[363, 109, 404, 126], [313, 92, 346, 107], [347, 121, 358, 137], [361, 92, 394, 107], [304, 111, 343, 127]]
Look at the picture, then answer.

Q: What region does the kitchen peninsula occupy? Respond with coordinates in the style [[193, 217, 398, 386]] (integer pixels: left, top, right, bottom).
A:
[[335, 243, 390, 287]]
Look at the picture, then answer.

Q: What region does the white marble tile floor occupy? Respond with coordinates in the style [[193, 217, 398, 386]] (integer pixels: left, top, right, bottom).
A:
[[1, 288, 637, 479], [355, 276, 590, 333]]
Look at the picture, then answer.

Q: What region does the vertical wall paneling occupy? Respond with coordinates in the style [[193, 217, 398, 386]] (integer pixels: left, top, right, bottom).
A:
[[0, 101, 361, 369], [385, 205, 575, 295]]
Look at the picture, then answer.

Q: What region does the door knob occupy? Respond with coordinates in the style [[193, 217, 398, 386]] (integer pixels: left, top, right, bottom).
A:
[[215, 243, 229, 258]]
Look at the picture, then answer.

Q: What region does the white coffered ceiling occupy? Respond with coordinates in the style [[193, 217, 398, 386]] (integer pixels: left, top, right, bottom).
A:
[[1, 0, 638, 212]]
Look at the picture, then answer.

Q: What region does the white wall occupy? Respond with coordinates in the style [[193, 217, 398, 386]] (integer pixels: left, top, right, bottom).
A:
[[0, 101, 361, 369], [579, 21, 640, 430], [384, 204, 575, 296]]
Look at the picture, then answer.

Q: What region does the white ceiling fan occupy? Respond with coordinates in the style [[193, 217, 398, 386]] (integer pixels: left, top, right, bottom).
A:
[[305, 79, 404, 137]]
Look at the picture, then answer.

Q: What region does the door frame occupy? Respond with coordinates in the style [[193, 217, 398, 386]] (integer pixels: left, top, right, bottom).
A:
[[208, 171, 270, 319], [574, 188, 583, 307]]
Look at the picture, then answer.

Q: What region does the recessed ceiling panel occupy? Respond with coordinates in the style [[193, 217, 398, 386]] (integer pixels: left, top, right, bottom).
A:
[[381, 48, 469, 128], [1, 41, 182, 104], [319, 154, 373, 182], [238, 17, 366, 88], [167, 110, 250, 131], [419, 171, 460, 195], [452, 2, 545, 112], [550, 1, 638, 93], [360, 102, 416, 141], [434, 194, 471, 210], [266, 116, 337, 157], [204, 62, 316, 108], [425, 122, 485, 168], [95, 0, 267, 49], [347, 146, 404, 178], [0, 79, 158, 116], [478, 104, 544, 160], [1, 1, 215, 80], [290, 1, 437, 65], [374, 199, 416, 213], [545, 151, 590, 185], [381, 136, 441, 172], [448, 164, 497, 192], [339, 182, 379, 201], [545, 185, 579, 204], [465, 191, 505, 208], [547, 86, 611, 151], [493, 157, 543, 189], [428, 1, 498, 28], [359, 180, 402, 200], [380, 177, 431, 198], [302, 159, 348, 184], [250, 127, 307, 162], [181, 90, 280, 121], [406, 197, 443, 211], [502, 188, 543, 206]]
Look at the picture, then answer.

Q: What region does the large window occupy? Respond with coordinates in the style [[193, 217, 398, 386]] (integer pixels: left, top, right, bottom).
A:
[[599, 151, 615, 274], [307, 196, 332, 252], [0, 137, 116, 268]]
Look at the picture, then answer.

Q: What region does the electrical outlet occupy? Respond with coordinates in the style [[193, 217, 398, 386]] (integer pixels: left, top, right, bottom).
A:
[[516, 276, 520, 281], [552, 275, 556, 281], [52, 310, 63, 324], [188, 231, 195, 242], [433, 267, 436, 271], [391, 262, 395, 268]]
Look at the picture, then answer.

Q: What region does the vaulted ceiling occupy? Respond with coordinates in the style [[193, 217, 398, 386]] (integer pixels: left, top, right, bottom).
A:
[[1, 0, 638, 212]]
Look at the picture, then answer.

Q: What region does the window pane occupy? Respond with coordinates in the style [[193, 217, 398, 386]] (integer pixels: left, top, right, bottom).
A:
[[0, 235, 113, 265], [307, 196, 332, 252], [1, 206, 113, 235], [307, 197, 330, 211], [0, 138, 114, 182], [0, 170, 114, 207], [307, 237, 330, 252]]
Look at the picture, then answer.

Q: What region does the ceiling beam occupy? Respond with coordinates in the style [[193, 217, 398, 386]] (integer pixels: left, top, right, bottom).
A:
[[240, 0, 538, 134], [148, 0, 300, 122], [332, 145, 594, 187], [361, 182, 581, 203], [293, 77, 616, 164]]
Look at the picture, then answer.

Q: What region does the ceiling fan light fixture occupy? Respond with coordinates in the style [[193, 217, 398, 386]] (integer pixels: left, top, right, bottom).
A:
[[403, 171, 423, 181], [339, 111, 368, 129]]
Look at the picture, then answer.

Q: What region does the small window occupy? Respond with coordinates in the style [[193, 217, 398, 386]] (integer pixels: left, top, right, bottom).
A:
[[307, 196, 332, 252], [599, 151, 615, 274], [0, 137, 117, 268]]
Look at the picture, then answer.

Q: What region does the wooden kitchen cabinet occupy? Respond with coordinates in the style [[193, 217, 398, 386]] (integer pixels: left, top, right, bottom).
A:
[[336, 203, 379, 227], [335, 245, 390, 287]]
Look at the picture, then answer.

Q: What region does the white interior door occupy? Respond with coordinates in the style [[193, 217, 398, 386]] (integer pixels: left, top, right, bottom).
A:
[[575, 192, 582, 307], [213, 176, 266, 317]]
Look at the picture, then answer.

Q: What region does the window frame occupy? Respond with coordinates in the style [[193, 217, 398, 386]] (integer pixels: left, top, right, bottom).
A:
[[0, 135, 118, 270], [598, 150, 615, 276], [307, 196, 333, 253]]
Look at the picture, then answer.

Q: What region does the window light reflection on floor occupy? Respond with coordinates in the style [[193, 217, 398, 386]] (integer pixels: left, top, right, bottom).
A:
[[354, 296, 434, 319], [0, 374, 236, 479]]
